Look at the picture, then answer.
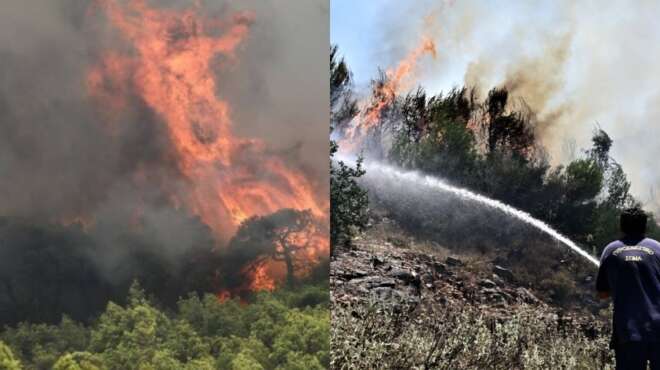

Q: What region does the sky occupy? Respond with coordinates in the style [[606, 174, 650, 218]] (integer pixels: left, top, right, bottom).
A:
[[331, 0, 660, 211]]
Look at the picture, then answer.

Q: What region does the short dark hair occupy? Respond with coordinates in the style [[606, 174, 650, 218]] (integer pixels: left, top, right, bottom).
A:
[[620, 207, 647, 236]]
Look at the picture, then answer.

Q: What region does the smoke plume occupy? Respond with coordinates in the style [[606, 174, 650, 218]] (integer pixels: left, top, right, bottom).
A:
[[0, 0, 328, 320], [336, 0, 660, 211]]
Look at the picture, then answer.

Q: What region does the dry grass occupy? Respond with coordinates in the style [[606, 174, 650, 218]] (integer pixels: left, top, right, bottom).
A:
[[331, 301, 613, 370]]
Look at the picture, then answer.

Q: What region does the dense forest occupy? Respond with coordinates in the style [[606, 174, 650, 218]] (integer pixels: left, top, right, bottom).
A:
[[0, 282, 329, 369]]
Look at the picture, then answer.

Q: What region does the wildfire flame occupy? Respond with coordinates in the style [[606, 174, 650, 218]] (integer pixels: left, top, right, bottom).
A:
[[340, 36, 437, 151], [88, 0, 327, 293], [248, 261, 278, 292]]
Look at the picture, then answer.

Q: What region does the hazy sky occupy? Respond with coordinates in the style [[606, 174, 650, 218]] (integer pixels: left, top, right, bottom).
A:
[[331, 0, 660, 211]]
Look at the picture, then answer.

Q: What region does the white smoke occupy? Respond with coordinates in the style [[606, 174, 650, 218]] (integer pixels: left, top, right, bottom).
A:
[[333, 0, 660, 212]]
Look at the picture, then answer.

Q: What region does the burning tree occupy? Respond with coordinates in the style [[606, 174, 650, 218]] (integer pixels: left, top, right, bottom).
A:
[[85, 0, 328, 297], [226, 209, 322, 288]]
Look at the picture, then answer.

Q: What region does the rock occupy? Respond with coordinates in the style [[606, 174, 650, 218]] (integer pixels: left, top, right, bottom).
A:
[[371, 256, 385, 268], [406, 295, 420, 306], [352, 276, 397, 289], [481, 287, 498, 295], [479, 279, 497, 289], [422, 273, 434, 284], [433, 262, 448, 274], [498, 291, 513, 302], [491, 274, 505, 285], [371, 287, 394, 301], [446, 256, 463, 266], [345, 284, 370, 296], [494, 301, 508, 309], [481, 288, 506, 303], [515, 287, 538, 304], [390, 269, 413, 279], [390, 269, 417, 284], [493, 265, 515, 281], [343, 269, 368, 279]]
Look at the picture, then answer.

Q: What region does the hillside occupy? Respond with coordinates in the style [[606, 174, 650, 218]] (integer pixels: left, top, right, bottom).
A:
[[330, 216, 614, 369]]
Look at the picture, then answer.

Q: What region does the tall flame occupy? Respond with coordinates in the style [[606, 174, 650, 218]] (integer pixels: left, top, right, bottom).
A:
[[340, 36, 437, 151], [87, 0, 327, 291]]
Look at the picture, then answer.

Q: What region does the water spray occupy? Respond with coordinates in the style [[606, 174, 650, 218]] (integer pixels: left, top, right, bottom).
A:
[[337, 155, 600, 267]]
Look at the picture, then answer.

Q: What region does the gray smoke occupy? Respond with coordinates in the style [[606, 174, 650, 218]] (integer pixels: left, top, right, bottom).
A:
[[339, 0, 660, 212], [0, 0, 328, 281]]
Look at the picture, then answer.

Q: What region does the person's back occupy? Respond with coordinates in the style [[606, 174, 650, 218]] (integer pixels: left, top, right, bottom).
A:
[[597, 207, 660, 370]]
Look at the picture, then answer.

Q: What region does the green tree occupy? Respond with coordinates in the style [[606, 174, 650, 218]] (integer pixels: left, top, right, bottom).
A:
[[230, 352, 265, 370], [0, 341, 21, 370], [217, 336, 270, 370], [330, 45, 358, 131], [177, 294, 247, 338], [391, 88, 478, 182], [0, 316, 89, 370], [89, 282, 211, 370], [330, 141, 369, 251], [329, 46, 369, 252], [589, 127, 613, 167], [276, 352, 324, 370], [1, 280, 329, 370], [482, 87, 535, 156], [270, 309, 329, 368], [53, 352, 104, 370]]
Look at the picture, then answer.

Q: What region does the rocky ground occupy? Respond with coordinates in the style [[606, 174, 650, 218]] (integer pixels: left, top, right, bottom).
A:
[[331, 223, 608, 336]]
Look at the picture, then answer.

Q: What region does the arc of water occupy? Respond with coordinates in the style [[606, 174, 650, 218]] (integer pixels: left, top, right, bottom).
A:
[[355, 159, 600, 267]]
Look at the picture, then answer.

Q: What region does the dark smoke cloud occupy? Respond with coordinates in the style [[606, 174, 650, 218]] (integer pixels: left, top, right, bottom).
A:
[[0, 0, 328, 284], [215, 0, 329, 195]]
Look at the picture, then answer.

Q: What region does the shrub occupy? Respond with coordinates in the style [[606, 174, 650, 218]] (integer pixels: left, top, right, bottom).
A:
[[332, 302, 613, 369]]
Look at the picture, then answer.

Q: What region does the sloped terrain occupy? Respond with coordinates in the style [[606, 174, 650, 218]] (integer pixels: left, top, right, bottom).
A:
[[330, 219, 614, 369]]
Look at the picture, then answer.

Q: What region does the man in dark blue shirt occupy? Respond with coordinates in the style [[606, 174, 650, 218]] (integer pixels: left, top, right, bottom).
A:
[[597, 207, 660, 370]]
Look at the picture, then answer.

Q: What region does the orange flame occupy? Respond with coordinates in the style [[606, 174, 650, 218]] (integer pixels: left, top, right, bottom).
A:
[[88, 0, 324, 233], [244, 213, 327, 293], [88, 0, 328, 292], [248, 261, 278, 292], [216, 290, 232, 303], [341, 36, 437, 151]]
